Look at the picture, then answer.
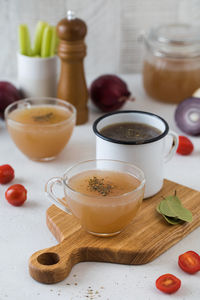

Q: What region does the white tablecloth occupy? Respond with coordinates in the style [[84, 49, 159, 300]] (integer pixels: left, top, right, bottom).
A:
[[0, 74, 199, 300]]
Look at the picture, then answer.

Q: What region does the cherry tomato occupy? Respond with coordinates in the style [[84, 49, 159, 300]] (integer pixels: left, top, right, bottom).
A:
[[0, 164, 14, 184], [178, 251, 200, 274], [156, 273, 181, 294], [177, 136, 194, 155], [5, 184, 27, 206]]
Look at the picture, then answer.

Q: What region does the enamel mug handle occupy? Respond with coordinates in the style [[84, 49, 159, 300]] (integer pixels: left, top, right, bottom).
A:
[[45, 177, 72, 215], [164, 130, 178, 163]]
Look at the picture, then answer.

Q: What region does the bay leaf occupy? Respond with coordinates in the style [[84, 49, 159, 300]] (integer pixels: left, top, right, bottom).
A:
[[163, 195, 192, 222], [159, 197, 180, 217], [156, 203, 162, 214], [156, 203, 182, 224], [156, 193, 193, 224], [174, 206, 193, 222], [162, 215, 183, 225]]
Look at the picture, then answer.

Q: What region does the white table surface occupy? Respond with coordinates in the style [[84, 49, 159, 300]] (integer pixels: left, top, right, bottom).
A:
[[0, 74, 199, 300]]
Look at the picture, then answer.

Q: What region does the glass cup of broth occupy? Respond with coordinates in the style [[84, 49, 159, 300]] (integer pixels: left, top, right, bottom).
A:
[[45, 159, 145, 237], [4, 97, 76, 161]]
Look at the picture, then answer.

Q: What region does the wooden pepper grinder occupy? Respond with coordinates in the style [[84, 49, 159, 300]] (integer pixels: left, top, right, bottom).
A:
[[57, 10, 88, 125]]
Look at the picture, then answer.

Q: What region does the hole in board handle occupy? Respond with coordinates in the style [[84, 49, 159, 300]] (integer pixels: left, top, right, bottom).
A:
[[37, 252, 60, 265]]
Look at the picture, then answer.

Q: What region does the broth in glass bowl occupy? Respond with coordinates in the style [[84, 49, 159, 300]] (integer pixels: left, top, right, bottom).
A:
[[5, 97, 76, 161]]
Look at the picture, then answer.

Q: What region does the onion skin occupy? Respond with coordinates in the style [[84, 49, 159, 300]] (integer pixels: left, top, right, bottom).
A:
[[175, 97, 200, 136], [90, 74, 131, 112], [0, 81, 21, 119]]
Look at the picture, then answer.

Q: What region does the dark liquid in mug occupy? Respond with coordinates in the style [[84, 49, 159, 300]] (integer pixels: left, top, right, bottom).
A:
[[99, 122, 162, 142]]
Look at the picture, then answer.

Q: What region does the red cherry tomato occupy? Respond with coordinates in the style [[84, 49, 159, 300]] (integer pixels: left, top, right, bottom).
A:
[[178, 251, 200, 274], [0, 164, 14, 184], [155, 273, 181, 294], [5, 184, 27, 206], [177, 136, 194, 155]]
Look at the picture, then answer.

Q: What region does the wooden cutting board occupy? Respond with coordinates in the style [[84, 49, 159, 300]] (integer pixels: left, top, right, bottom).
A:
[[29, 179, 200, 284]]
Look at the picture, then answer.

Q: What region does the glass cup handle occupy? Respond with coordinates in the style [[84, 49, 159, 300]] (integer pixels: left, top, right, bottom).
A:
[[45, 177, 72, 215], [164, 130, 179, 163]]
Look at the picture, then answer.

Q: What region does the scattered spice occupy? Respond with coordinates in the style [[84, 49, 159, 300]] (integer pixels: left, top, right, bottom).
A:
[[33, 112, 54, 122], [83, 286, 104, 299], [88, 176, 113, 196]]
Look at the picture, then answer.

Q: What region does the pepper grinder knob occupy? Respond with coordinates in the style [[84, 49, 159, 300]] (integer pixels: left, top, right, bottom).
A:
[[57, 10, 88, 125]]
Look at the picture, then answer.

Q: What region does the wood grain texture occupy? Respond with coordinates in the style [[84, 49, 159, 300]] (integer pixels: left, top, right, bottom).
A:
[[29, 179, 200, 284]]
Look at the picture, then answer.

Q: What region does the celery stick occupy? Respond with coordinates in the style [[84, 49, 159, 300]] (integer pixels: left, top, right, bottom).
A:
[[50, 26, 57, 56], [18, 24, 32, 56], [41, 25, 52, 57], [33, 21, 47, 55], [18, 25, 26, 55]]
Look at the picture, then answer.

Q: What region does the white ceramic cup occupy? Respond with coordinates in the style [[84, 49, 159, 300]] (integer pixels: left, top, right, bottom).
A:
[[17, 53, 58, 98], [93, 110, 178, 198]]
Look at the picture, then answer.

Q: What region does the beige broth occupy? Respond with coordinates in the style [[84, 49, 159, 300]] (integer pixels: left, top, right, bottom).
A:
[[143, 59, 200, 103], [66, 170, 144, 234], [7, 105, 74, 160]]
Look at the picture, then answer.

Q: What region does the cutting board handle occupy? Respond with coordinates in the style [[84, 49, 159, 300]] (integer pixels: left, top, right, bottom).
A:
[[29, 240, 80, 284]]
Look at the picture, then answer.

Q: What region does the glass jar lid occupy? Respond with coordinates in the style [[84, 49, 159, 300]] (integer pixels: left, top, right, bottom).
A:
[[145, 23, 200, 58]]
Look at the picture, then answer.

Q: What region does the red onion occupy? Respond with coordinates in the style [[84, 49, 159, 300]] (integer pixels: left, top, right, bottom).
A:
[[90, 74, 132, 112], [175, 97, 200, 136], [0, 81, 21, 118]]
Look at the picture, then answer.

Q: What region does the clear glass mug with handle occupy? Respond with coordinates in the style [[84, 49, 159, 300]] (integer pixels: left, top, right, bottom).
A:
[[45, 159, 145, 237]]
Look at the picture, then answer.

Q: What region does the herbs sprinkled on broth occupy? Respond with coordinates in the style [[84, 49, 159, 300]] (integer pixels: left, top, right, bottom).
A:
[[68, 170, 141, 197], [67, 169, 144, 234], [9, 105, 71, 125], [88, 176, 113, 196], [100, 122, 161, 142], [32, 112, 54, 122]]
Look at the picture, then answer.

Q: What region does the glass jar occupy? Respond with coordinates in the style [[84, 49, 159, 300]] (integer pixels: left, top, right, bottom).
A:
[[142, 24, 200, 103]]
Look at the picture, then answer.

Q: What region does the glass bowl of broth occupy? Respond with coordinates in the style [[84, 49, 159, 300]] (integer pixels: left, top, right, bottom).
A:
[[4, 97, 76, 161], [45, 159, 145, 237]]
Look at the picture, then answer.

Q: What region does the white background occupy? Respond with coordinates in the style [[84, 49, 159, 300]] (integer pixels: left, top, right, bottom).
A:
[[2, 0, 200, 79]]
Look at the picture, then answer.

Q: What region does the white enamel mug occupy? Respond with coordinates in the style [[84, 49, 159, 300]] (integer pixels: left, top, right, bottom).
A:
[[93, 110, 178, 198]]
